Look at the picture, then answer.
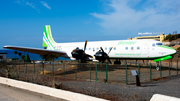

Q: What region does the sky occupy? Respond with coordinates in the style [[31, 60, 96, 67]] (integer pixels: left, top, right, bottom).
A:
[[1, 0, 180, 49]]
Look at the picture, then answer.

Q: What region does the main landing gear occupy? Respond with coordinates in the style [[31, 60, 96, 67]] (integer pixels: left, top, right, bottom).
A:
[[114, 59, 121, 65]]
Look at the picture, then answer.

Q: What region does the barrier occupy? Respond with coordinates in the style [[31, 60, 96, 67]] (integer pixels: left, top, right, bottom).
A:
[[0, 77, 109, 101], [150, 94, 180, 101]]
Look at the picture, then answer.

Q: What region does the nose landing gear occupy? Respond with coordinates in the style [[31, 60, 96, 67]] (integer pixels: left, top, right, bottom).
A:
[[156, 62, 160, 71]]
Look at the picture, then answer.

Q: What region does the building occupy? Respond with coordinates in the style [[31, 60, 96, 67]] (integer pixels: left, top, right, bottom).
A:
[[128, 34, 167, 42], [0, 53, 7, 60]]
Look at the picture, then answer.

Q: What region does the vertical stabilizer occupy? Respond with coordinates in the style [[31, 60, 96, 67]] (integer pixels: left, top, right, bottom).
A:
[[42, 25, 57, 50]]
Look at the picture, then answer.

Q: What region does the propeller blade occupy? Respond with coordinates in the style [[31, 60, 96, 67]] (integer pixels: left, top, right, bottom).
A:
[[85, 54, 93, 58], [108, 47, 113, 54], [100, 47, 104, 52], [84, 40, 87, 52], [107, 57, 112, 65]]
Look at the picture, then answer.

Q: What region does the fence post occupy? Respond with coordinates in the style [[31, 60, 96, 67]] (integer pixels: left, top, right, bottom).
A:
[[89, 64, 91, 81], [75, 64, 77, 79], [43, 63, 44, 75], [63, 63, 65, 78], [106, 63, 108, 83], [150, 62, 152, 80], [12, 61, 13, 71], [26, 62, 27, 74], [125, 63, 127, 85], [6, 62, 7, 69], [33, 61, 35, 75], [95, 63, 97, 82], [177, 60, 178, 75], [138, 63, 140, 80], [52, 61, 54, 77], [160, 61, 162, 78], [169, 60, 171, 76], [19, 62, 20, 74]]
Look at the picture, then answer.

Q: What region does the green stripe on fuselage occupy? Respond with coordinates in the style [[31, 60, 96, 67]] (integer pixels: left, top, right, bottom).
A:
[[154, 55, 172, 62], [157, 45, 175, 50]]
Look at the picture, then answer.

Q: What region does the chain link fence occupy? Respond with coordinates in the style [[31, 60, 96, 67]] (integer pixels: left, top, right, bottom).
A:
[[0, 59, 180, 85]]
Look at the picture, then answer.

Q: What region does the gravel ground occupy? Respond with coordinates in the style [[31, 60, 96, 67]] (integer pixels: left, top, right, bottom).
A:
[[58, 75, 180, 101], [1, 61, 180, 101]]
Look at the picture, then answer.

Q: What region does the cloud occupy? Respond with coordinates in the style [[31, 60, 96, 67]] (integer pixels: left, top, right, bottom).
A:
[[91, 0, 180, 36], [26, 2, 37, 9], [40, 1, 51, 10], [15, 0, 21, 4], [15, 0, 40, 12]]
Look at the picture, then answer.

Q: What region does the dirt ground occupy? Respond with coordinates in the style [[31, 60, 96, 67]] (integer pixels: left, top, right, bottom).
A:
[[0, 60, 180, 101]]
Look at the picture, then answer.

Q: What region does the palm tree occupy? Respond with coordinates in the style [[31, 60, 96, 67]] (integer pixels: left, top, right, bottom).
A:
[[18, 52, 22, 60], [14, 51, 17, 58], [21, 55, 26, 61]]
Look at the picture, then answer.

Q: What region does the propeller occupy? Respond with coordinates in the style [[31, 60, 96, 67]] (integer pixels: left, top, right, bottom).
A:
[[101, 47, 113, 64], [71, 40, 92, 63], [94, 47, 113, 64]]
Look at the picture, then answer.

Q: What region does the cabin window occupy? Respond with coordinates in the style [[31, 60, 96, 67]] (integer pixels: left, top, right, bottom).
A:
[[89, 48, 91, 50], [97, 47, 99, 50], [93, 48, 95, 50], [137, 47, 140, 50], [114, 47, 116, 50], [156, 43, 163, 46], [125, 47, 128, 50], [152, 43, 155, 47], [105, 47, 107, 50], [131, 47, 134, 50]]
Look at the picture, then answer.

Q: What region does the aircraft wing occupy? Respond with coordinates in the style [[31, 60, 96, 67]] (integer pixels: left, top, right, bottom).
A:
[[3, 46, 69, 58]]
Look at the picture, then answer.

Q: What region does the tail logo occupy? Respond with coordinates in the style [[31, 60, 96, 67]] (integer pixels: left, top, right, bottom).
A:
[[42, 25, 57, 50]]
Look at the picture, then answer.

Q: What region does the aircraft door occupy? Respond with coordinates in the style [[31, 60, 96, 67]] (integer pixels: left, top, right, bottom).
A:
[[141, 43, 149, 55]]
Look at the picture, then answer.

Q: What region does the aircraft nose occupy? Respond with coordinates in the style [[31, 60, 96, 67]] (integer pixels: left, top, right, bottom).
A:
[[159, 45, 177, 55], [168, 47, 176, 55], [172, 49, 177, 54]]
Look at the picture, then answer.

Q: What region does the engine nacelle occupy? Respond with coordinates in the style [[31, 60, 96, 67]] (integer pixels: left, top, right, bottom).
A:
[[71, 48, 85, 60], [94, 51, 108, 62]]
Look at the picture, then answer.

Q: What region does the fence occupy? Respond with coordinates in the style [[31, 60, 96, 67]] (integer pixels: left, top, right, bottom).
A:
[[0, 59, 180, 85]]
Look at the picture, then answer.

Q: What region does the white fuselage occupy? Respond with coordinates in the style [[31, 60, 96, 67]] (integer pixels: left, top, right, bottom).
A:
[[53, 39, 176, 60]]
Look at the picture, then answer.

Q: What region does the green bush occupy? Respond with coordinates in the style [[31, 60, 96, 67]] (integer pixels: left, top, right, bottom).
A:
[[177, 47, 180, 51], [164, 34, 180, 41]]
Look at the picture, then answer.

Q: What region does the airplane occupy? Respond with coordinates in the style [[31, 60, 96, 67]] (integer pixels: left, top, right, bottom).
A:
[[3, 25, 177, 69]]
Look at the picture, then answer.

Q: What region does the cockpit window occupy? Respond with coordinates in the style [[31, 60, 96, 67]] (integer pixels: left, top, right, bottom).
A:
[[156, 43, 163, 45]]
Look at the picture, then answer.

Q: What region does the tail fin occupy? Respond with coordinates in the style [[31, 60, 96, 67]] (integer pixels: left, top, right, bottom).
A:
[[42, 25, 57, 50]]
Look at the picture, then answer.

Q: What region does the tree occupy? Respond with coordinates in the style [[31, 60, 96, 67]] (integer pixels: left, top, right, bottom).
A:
[[14, 51, 17, 58], [21, 55, 26, 61], [40, 54, 59, 61], [164, 34, 180, 42], [18, 52, 22, 57]]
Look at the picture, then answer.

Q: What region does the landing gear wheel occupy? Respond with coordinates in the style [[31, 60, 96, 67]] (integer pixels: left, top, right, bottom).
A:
[[114, 61, 121, 65], [156, 62, 160, 71], [156, 67, 159, 71]]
